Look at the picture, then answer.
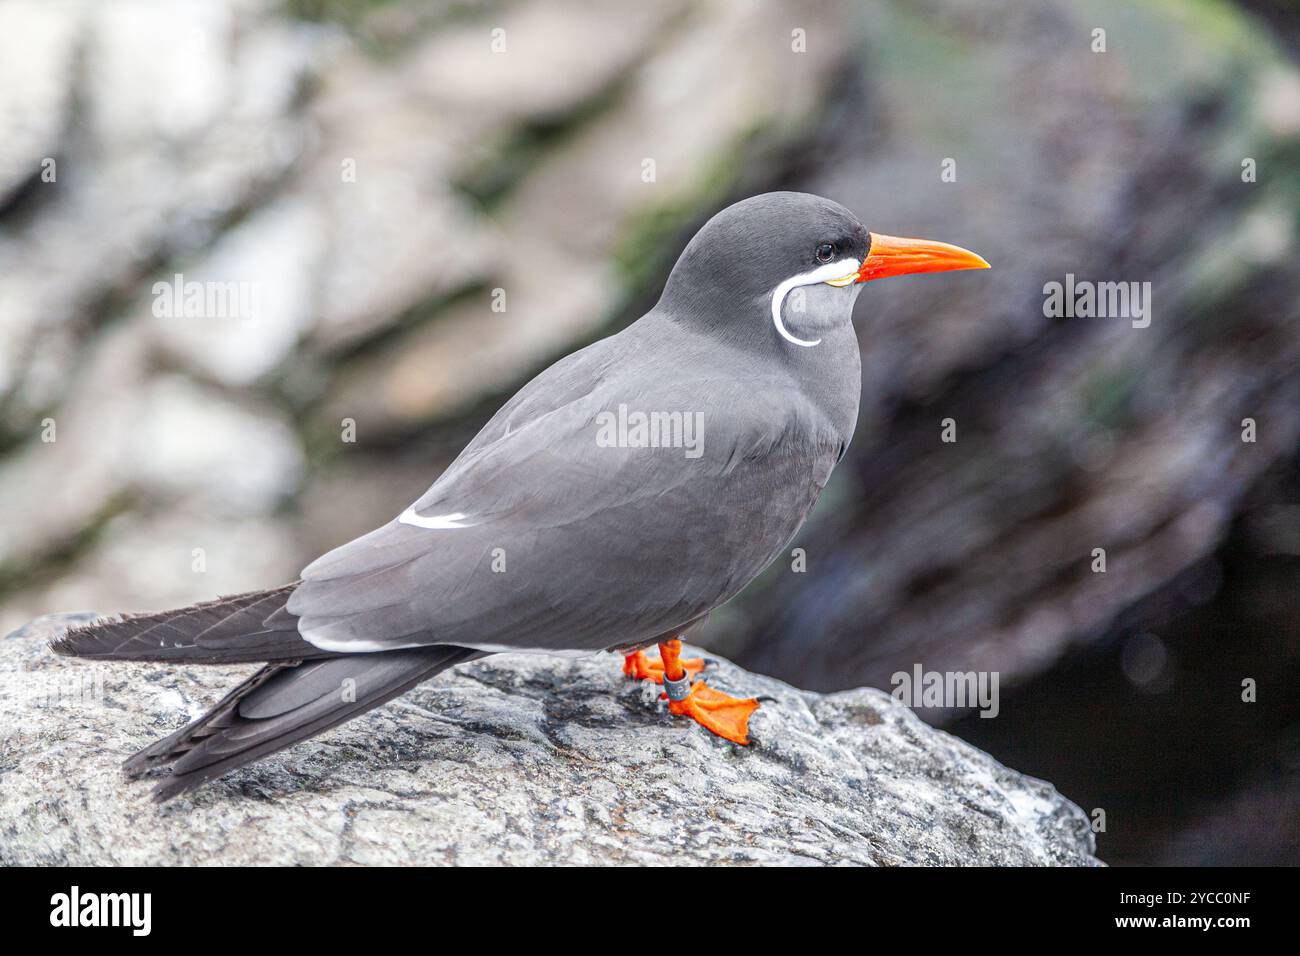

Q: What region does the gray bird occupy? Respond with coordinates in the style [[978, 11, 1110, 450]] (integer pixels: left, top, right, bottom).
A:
[[52, 192, 988, 801]]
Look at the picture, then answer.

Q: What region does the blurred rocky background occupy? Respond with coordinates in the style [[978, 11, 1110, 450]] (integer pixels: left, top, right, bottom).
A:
[[0, 0, 1296, 865]]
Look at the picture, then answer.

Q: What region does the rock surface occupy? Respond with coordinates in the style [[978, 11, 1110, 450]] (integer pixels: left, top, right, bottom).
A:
[[1, 614, 1099, 866]]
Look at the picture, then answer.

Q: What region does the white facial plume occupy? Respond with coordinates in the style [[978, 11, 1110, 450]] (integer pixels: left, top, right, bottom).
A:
[[769, 258, 860, 347]]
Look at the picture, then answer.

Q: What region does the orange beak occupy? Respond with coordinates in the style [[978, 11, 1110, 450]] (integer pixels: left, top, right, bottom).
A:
[[846, 232, 990, 284]]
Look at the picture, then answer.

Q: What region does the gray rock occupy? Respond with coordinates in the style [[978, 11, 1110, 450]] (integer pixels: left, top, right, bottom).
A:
[[0, 0, 325, 415], [1, 613, 1099, 866], [0, 1, 81, 203], [149, 195, 329, 386]]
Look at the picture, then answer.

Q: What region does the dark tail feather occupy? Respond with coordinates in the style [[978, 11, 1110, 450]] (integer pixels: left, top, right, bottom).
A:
[[49, 584, 333, 664], [133, 645, 482, 802], [123, 663, 293, 778]]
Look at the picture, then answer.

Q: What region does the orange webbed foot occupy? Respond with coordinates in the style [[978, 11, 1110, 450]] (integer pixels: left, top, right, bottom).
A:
[[665, 680, 759, 745], [622, 649, 705, 684]]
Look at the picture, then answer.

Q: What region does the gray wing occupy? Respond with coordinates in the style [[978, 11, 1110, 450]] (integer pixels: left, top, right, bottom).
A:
[[287, 333, 842, 655]]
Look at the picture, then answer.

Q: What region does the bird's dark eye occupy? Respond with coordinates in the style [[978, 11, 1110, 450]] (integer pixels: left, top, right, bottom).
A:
[[816, 243, 836, 262]]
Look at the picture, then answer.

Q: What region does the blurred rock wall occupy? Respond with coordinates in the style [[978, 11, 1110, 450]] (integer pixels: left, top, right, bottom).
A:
[[0, 0, 849, 627], [737, 0, 1300, 694]]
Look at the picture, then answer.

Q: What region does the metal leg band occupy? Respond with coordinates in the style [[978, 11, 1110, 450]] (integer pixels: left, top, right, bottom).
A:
[[663, 671, 693, 702]]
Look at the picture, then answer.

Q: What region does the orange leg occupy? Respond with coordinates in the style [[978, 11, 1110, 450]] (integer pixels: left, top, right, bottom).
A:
[[622, 639, 705, 684], [627, 639, 759, 745]]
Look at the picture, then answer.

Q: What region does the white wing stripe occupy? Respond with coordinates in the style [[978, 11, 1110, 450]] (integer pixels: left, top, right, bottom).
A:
[[398, 507, 475, 529]]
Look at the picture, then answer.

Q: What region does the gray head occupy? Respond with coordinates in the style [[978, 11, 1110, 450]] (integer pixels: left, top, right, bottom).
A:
[[659, 192, 868, 346], [657, 191, 989, 350]]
